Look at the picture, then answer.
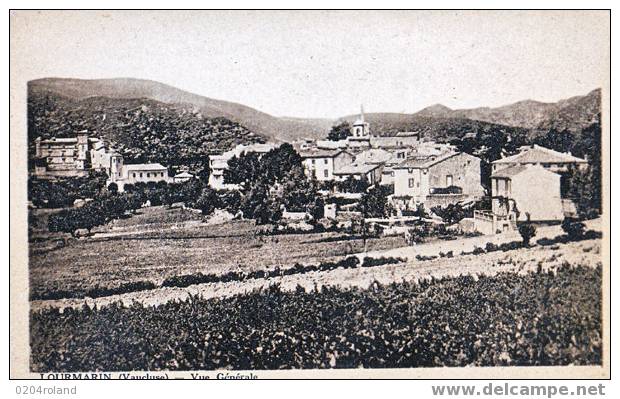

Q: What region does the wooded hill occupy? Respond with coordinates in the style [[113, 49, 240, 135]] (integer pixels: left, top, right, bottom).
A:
[[28, 87, 264, 165]]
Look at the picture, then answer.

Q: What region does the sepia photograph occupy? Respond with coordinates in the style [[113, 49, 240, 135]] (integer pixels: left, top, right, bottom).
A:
[[9, 9, 610, 380]]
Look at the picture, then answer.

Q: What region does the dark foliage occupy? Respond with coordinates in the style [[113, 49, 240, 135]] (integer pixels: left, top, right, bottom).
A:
[[28, 91, 264, 165], [28, 171, 108, 208], [326, 122, 353, 141], [31, 265, 602, 371]]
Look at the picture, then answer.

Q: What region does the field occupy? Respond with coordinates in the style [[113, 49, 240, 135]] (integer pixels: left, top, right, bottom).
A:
[[29, 206, 404, 300], [30, 264, 602, 371], [29, 205, 605, 371]]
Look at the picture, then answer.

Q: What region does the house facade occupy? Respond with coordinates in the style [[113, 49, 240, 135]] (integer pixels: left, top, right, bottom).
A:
[[474, 165, 564, 235], [108, 163, 170, 192], [392, 152, 483, 207], [300, 149, 354, 181], [333, 163, 383, 185], [33, 132, 117, 178]]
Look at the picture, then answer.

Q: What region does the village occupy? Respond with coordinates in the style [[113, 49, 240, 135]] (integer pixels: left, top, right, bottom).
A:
[[31, 106, 589, 238]]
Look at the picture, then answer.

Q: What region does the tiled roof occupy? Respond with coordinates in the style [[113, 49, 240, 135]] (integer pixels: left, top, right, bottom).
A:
[[393, 152, 458, 169], [491, 165, 528, 178], [123, 163, 167, 171], [395, 131, 420, 137], [300, 148, 346, 158], [334, 163, 381, 175], [493, 145, 587, 164], [355, 149, 393, 164]]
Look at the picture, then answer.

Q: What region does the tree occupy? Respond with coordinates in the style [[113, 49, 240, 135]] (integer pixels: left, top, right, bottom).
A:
[[260, 143, 303, 184], [224, 152, 262, 188], [280, 166, 319, 213], [359, 184, 390, 218], [337, 176, 370, 193], [564, 121, 602, 219], [218, 189, 243, 215], [195, 187, 220, 216], [107, 182, 119, 194], [327, 122, 352, 141], [357, 184, 390, 252], [518, 220, 536, 247], [48, 204, 105, 237], [534, 128, 574, 154], [254, 197, 282, 227], [431, 203, 470, 225]]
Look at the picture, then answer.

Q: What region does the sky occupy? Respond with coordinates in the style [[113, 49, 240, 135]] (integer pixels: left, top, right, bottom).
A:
[[10, 10, 610, 118]]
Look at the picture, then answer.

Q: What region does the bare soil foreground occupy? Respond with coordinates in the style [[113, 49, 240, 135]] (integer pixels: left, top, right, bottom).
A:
[[31, 238, 601, 312], [29, 206, 403, 299]]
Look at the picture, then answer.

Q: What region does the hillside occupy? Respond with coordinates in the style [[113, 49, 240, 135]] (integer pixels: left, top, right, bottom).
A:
[[337, 113, 531, 142], [28, 88, 263, 165], [413, 88, 601, 132], [29, 78, 330, 142], [28, 78, 601, 149]]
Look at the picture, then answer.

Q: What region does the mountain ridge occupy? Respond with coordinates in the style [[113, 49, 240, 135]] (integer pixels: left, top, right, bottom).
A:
[[29, 77, 601, 144]]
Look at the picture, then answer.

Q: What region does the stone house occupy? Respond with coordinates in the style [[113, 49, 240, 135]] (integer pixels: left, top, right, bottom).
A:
[[354, 148, 408, 185], [392, 151, 483, 209], [300, 149, 355, 181], [333, 162, 384, 185]]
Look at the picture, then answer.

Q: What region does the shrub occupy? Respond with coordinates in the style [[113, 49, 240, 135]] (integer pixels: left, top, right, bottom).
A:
[[362, 256, 406, 267], [562, 218, 586, 241], [518, 222, 537, 246], [472, 246, 485, 255], [485, 242, 499, 252]]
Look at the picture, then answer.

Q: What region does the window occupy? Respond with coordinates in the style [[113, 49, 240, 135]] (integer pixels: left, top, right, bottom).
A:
[[408, 178, 415, 188], [133, 173, 136, 178], [324, 159, 328, 164], [147, 173, 151, 178], [324, 170, 329, 178], [311, 159, 315, 165], [161, 172, 164, 177], [140, 173, 143, 178]]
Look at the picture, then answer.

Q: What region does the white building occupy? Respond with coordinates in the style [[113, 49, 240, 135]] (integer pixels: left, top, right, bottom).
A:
[[474, 165, 565, 234], [108, 163, 170, 192], [300, 148, 355, 181]]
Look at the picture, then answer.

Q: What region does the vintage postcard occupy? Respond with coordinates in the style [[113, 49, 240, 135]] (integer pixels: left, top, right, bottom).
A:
[[9, 10, 610, 380]]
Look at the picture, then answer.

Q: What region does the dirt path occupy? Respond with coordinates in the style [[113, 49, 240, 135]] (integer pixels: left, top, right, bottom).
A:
[[358, 218, 601, 261], [30, 238, 601, 313]]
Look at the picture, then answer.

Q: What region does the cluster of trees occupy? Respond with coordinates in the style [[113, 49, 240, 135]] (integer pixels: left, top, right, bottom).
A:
[[326, 122, 353, 141], [221, 144, 323, 226], [560, 121, 603, 218], [47, 191, 142, 237], [28, 171, 108, 208], [31, 264, 601, 371]]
